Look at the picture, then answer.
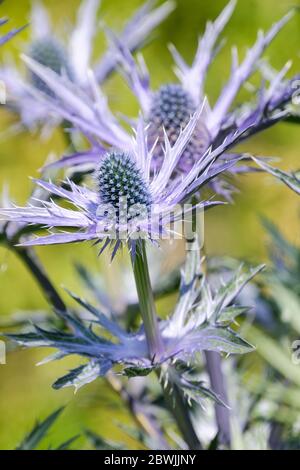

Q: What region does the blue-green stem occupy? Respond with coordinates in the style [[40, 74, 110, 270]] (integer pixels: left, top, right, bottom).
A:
[[131, 240, 201, 449], [200, 245, 231, 447], [132, 241, 163, 358]]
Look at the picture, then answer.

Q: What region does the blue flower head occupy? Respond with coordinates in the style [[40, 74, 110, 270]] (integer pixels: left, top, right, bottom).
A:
[[105, 1, 300, 195], [0, 112, 231, 254], [23, 2, 300, 200], [28, 36, 74, 96]]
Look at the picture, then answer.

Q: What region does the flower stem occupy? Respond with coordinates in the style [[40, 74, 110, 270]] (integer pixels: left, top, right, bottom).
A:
[[131, 241, 163, 358], [200, 248, 231, 446], [2, 226, 66, 313], [161, 366, 202, 450], [131, 240, 201, 449], [204, 350, 231, 446], [107, 372, 170, 450]]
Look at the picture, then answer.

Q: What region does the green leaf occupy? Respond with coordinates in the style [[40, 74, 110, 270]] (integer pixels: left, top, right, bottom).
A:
[[53, 360, 111, 391], [55, 435, 79, 450], [16, 407, 64, 450], [217, 306, 250, 326], [197, 383, 228, 406], [65, 288, 125, 339], [75, 263, 113, 310], [262, 217, 298, 259], [123, 366, 155, 377], [207, 433, 220, 450], [212, 264, 265, 322], [85, 429, 125, 450], [177, 370, 229, 408], [270, 282, 300, 335], [246, 325, 300, 387], [200, 327, 255, 355], [284, 114, 300, 124]]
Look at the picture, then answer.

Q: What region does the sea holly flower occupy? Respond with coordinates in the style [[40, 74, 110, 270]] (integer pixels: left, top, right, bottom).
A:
[[18, 1, 242, 174], [6, 243, 263, 393], [23, 2, 300, 202], [0, 0, 174, 134], [105, 2, 300, 188], [0, 112, 243, 252], [108, 0, 238, 173], [18, 47, 259, 201]]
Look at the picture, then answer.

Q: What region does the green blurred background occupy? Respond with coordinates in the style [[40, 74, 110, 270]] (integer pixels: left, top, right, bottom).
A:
[[0, 0, 299, 449]]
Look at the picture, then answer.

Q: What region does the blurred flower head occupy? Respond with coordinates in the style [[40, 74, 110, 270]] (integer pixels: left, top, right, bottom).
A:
[[0, 0, 174, 135]]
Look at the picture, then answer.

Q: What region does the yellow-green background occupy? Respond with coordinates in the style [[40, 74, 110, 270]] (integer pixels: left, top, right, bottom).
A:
[[0, 0, 299, 449]]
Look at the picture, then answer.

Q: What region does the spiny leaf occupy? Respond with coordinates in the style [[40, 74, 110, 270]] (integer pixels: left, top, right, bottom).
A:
[[55, 435, 80, 450], [253, 157, 300, 195], [65, 288, 125, 339], [246, 325, 300, 387], [208, 433, 220, 450], [212, 264, 265, 322], [262, 217, 298, 259], [53, 308, 100, 343], [75, 263, 113, 311], [217, 305, 250, 325], [181, 379, 229, 408], [199, 326, 255, 354], [123, 366, 155, 377], [85, 429, 125, 450], [16, 407, 64, 450], [53, 360, 112, 391]]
